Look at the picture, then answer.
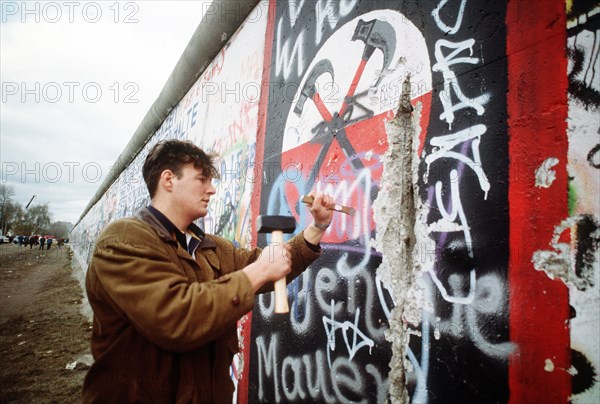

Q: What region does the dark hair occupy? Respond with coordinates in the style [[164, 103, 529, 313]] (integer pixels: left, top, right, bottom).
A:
[[142, 140, 220, 198]]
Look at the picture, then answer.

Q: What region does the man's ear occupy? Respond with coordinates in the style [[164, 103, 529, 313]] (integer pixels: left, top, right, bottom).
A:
[[159, 169, 175, 192]]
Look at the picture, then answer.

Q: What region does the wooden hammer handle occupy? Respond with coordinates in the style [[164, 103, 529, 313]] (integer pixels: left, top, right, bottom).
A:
[[271, 230, 289, 314], [301, 195, 355, 216]]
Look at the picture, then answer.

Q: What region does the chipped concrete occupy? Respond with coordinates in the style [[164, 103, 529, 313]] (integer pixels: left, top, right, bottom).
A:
[[532, 214, 599, 291], [373, 75, 420, 403], [535, 157, 560, 188]]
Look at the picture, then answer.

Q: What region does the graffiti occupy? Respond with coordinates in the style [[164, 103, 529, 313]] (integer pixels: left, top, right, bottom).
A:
[[280, 9, 431, 243], [425, 19, 490, 297], [589, 143, 600, 169], [323, 299, 374, 367], [567, 2, 599, 108], [433, 272, 513, 359], [250, 2, 437, 399], [263, 168, 376, 242], [274, 0, 360, 80], [274, 16, 305, 81], [255, 333, 386, 403], [533, 214, 600, 400], [405, 0, 510, 401], [253, 174, 392, 402], [431, 0, 467, 35], [533, 214, 599, 290], [571, 348, 599, 396], [251, 0, 433, 402], [210, 101, 259, 152], [204, 48, 226, 82], [567, 4, 600, 401], [206, 143, 256, 241], [432, 39, 490, 129], [406, 266, 515, 402]]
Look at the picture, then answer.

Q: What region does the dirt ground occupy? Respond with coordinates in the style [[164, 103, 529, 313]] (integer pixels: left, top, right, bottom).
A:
[[0, 242, 92, 403]]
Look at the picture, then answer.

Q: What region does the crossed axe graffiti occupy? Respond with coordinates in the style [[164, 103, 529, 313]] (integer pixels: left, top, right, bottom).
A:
[[291, 19, 396, 195]]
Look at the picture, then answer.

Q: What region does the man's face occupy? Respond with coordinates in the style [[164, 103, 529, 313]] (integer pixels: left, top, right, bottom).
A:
[[170, 163, 216, 220]]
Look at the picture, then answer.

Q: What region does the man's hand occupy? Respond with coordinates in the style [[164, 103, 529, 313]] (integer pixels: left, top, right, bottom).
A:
[[307, 191, 334, 224], [243, 191, 335, 293], [304, 190, 335, 245], [243, 242, 291, 293]]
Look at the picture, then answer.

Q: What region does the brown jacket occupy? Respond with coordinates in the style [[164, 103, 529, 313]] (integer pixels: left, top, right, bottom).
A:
[[82, 207, 320, 403]]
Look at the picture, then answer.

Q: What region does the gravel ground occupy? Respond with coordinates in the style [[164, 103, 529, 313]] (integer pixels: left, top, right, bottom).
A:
[[0, 243, 91, 403]]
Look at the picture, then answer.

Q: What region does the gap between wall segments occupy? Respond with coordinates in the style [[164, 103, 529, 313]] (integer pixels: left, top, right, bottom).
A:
[[373, 75, 420, 403]]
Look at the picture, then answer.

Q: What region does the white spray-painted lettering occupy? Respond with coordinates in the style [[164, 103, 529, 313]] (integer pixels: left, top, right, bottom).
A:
[[425, 126, 490, 198], [275, 17, 305, 80], [431, 0, 468, 35], [323, 299, 375, 367], [407, 0, 500, 401], [432, 39, 491, 130], [255, 332, 385, 402]]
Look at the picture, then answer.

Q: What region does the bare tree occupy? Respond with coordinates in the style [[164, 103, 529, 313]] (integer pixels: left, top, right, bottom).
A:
[[21, 204, 52, 235], [1, 187, 57, 236], [48, 221, 73, 238], [0, 184, 16, 234], [2, 201, 24, 235]]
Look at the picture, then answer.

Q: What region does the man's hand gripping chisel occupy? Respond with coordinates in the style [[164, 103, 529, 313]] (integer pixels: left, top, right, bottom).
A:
[[301, 195, 355, 216]]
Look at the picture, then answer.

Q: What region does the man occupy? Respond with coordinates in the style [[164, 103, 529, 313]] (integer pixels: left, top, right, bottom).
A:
[[82, 140, 334, 403]]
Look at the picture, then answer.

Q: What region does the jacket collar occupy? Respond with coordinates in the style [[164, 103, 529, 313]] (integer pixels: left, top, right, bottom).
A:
[[135, 206, 216, 250]]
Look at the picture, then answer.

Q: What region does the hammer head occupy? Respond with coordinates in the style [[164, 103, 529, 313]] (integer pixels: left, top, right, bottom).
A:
[[256, 215, 296, 234]]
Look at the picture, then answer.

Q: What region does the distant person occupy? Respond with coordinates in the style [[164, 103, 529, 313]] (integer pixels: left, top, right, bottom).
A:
[[39, 236, 45, 250], [27, 236, 33, 249], [17, 236, 23, 247], [46, 238, 53, 250], [82, 139, 335, 403], [58, 238, 64, 248]]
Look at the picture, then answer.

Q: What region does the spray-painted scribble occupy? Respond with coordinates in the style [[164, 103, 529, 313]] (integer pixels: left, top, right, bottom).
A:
[[407, 0, 510, 401]]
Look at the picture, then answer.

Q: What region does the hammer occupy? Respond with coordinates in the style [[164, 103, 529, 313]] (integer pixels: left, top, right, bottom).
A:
[[256, 215, 296, 313]]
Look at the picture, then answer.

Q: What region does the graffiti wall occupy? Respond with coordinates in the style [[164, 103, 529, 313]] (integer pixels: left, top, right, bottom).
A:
[[246, 0, 512, 402], [71, 0, 599, 402]]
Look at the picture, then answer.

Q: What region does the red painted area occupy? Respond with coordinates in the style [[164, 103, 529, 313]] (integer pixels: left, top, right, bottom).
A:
[[507, 1, 570, 402], [415, 92, 432, 157], [280, 111, 387, 243], [340, 58, 368, 116], [237, 1, 278, 403], [280, 91, 431, 243], [313, 92, 334, 122]]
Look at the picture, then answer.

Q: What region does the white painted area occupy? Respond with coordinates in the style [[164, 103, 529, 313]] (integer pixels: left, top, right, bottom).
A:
[[535, 157, 559, 188], [282, 9, 432, 153]]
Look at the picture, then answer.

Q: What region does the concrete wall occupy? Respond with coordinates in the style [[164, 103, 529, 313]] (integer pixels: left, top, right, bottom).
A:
[[71, 0, 599, 402]]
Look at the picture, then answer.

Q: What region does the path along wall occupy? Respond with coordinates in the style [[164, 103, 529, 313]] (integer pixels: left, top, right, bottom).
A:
[[71, 1, 599, 402]]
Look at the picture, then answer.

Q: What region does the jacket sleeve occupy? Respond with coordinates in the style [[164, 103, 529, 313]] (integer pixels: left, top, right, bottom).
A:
[[88, 219, 256, 353]]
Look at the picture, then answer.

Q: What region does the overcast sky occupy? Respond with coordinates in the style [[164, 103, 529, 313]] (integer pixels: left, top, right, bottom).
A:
[[1, 1, 208, 224]]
